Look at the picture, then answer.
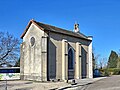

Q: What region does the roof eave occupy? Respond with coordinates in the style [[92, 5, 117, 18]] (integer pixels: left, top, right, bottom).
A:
[[46, 29, 92, 41]]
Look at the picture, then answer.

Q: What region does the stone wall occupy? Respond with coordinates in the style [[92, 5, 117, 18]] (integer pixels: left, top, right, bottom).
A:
[[20, 23, 47, 81], [48, 31, 92, 80]]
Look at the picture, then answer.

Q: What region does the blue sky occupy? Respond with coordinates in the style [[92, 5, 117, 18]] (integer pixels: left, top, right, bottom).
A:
[[0, 0, 120, 59]]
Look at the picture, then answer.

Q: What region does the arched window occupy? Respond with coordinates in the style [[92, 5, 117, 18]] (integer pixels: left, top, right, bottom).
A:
[[30, 37, 35, 46], [68, 48, 74, 69]]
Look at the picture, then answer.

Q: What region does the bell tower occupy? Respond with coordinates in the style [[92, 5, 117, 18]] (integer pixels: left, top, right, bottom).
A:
[[74, 22, 80, 33]]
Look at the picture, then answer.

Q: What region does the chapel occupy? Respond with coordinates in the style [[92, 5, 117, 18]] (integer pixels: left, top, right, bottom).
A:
[[20, 19, 93, 81]]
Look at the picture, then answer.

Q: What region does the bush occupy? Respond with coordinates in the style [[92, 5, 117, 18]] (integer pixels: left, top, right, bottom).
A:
[[99, 68, 120, 76], [113, 68, 120, 75], [104, 69, 110, 76], [99, 69, 110, 76]]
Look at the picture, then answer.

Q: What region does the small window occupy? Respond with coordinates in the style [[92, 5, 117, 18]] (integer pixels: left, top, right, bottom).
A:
[[30, 37, 35, 46]]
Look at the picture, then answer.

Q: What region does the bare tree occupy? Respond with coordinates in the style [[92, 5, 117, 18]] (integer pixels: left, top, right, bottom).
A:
[[94, 54, 101, 69], [92, 47, 101, 69], [0, 32, 20, 67], [99, 58, 108, 69]]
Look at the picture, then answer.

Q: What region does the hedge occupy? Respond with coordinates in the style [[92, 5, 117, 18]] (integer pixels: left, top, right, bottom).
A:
[[99, 68, 120, 76]]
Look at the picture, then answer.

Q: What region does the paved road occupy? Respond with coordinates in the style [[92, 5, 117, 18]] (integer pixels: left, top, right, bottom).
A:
[[0, 77, 108, 90], [85, 75, 120, 90]]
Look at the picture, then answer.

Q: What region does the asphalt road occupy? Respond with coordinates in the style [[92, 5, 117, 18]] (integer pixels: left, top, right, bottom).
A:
[[85, 75, 120, 90], [0, 76, 119, 90]]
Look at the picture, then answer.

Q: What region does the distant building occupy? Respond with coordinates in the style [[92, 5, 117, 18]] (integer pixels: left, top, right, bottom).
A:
[[20, 20, 93, 81]]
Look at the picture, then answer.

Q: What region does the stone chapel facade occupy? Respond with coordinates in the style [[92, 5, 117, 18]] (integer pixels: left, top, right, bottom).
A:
[[20, 19, 93, 81]]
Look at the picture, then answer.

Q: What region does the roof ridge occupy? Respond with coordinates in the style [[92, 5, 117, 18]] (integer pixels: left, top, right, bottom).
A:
[[36, 21, 69, 31], [35, 21, 88, 38]]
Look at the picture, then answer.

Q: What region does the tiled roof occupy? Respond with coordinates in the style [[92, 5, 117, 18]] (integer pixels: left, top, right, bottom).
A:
[[21, 20, 92, 41]]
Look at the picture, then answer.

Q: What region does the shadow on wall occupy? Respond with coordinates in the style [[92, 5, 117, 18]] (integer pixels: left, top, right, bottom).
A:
[[48, 40, 56, 80], [81, 47, 87, 78]]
